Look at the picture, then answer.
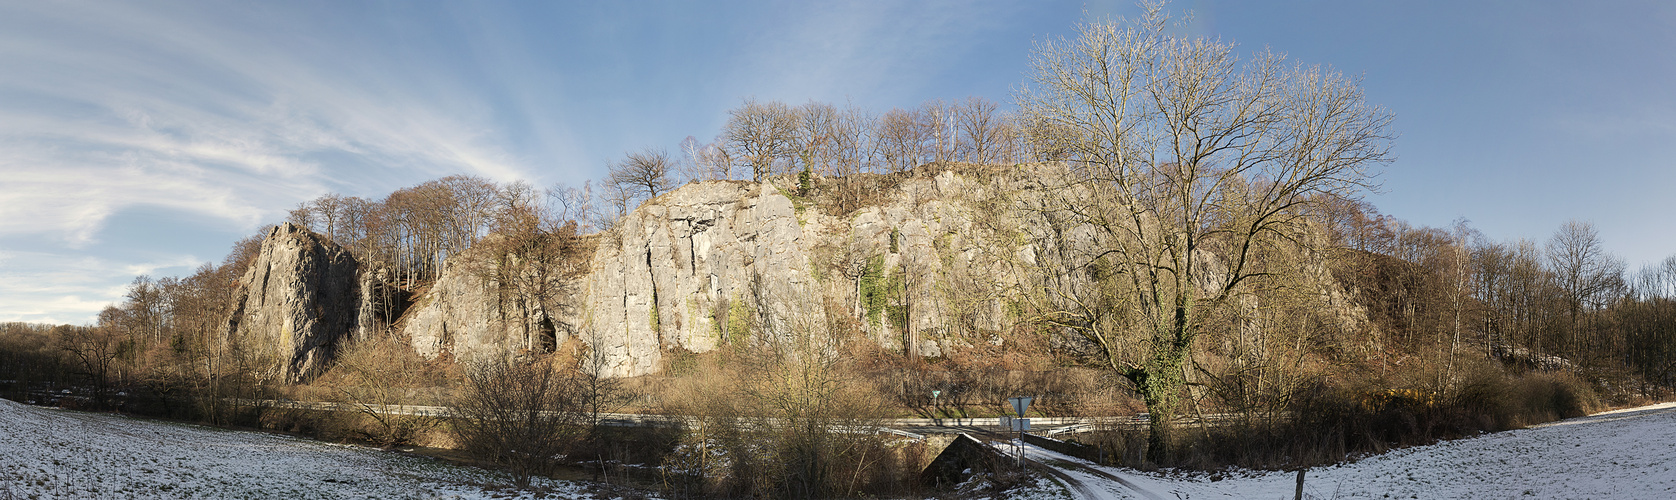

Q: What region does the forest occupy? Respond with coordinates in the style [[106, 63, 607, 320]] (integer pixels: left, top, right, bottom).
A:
[[4, 5, 1676, 499]]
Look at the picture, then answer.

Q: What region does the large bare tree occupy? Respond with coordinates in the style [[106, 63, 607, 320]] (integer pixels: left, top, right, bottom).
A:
[[724, 98, 798, 181], [955, 96, 1012, 165], [1546, 220, 1626, 354], [609, 147, 675, 202], [875, 107, 931, 173], [794, 101, 839, 176], [1016, 3, 1393, 461]]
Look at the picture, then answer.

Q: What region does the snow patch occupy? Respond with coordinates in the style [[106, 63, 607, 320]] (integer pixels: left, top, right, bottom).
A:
[[0, 398, 653, 499]]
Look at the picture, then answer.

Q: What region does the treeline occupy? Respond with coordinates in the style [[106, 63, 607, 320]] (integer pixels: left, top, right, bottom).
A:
[[591, 96, 1048, 228], [685, 96, 1029, 183], [283, 176, 559, 287], [279, 96, 1044, 291], [1320, 197, 1676, 391]]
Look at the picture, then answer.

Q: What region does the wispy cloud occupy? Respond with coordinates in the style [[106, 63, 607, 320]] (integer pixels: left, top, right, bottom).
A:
[[0, 249, 205, 324], [728, 2, 1024, 105], [0, 1, 548, 322]]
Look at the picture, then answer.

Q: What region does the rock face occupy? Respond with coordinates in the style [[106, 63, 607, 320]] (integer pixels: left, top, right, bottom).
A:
[[354, 264, 410, 341], [231, 163, 1367, 381], [577, 181, 824, 377], [568, 167, 1054, 377], [387, 169, 1039, 377], [224, 223, 360, 383], [402, 239, 570, 366]]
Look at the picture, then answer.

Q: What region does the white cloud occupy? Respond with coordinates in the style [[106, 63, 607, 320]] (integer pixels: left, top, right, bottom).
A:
[[0, 1, 556, 322], [0, 251, 162, 324]]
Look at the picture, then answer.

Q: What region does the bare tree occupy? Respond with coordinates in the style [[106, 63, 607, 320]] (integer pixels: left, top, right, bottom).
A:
[[679, 135, 731, 182], [451, 356, 585, 489], [955, 96, 1011, 165], [481, 181, 584, 354], [55, 322, 124, 408], [724, 98, 798, 181], [794, 101, 839, 176], [1016, 3, 1393, 461], [1546, 220, 1626, 354], [723, 306, 894, 498], [875, 107, 930, 173], [595, 181, 634, 232], [122, 275, 167, 344], [440, 175, 503, 254], [922, 99, 957, 164], [831, 103, 876, 175], [575, 328, 641, 483], [548, 181, 596, 231], [827, 104, 879, 213], [609, 147, 675, 202], [328, 333, 441, 448]]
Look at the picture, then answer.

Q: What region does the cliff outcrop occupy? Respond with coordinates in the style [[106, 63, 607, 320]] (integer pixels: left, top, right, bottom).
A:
[[568, 166, 1061, 377], [228, 163, 1367, 381], [224, 223, 361, 383], [402, 235, 575, 365]]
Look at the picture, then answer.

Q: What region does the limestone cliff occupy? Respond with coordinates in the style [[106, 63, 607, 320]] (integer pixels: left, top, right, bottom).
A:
[[567, 166, 1058, 377], [231, 163, 1366, 381], [550, 163, 1369, 377], [389, 167, 1046, 377], [224, 223, 360, 383], [401, 236, 574, 365], [576, 181, 822, 377]]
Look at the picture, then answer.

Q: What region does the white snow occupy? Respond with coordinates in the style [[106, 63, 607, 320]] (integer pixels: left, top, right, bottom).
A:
[[6, 396, 1674, 499], [0, 398, 653, 499], [1019, 402, 1676, 499]]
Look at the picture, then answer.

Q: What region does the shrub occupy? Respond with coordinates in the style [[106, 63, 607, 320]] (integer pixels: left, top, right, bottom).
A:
[[450, 355, 586, 489], [655, 329, 923, 499], [1085, 359, 1605, 471], [321, 333, 444, 448]]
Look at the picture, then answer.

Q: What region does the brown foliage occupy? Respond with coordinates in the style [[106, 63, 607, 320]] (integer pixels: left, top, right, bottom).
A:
[[320, 332, 445, 448], [451, 355, 587, 489], [656, 323, 922, 499]]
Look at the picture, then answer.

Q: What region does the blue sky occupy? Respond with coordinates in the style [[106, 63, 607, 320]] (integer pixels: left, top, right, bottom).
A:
[[2, 0, 1673, 324]]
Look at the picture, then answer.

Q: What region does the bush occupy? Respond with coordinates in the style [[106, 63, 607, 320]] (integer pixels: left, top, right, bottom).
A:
[[1084, 360, 1605, 471], [450, 355, 586, 489], [656, 334, 925, 499], [321, 333, 445, 448]]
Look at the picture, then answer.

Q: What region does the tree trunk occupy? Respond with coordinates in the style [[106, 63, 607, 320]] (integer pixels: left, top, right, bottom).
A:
[[1135, 346, 1188, 463]]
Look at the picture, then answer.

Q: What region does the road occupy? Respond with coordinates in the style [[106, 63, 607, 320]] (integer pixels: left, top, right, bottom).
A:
[[954, 426, 1163, 500]]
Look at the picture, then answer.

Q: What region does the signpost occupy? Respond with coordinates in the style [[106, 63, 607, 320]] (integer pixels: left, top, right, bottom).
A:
[[1005, 396, 1033, 466], [1009, 396, 1033, 418]]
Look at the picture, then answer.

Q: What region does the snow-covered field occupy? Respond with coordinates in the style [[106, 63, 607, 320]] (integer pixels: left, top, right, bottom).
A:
[[5, 396, 1674, 500], [0, 398, 651, 499], [1013, 401, 1676, 499]]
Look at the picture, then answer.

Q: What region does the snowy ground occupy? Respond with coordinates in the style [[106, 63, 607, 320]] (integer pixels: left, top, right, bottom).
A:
[[5, 397, 1673, 499], [0, 398, 653, 499], [1009, 401, 1676, 499]]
